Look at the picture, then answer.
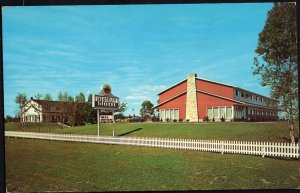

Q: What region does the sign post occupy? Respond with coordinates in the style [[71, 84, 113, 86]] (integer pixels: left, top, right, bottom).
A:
[[92, 84, 119, 137], [97, 109, 99, 136]]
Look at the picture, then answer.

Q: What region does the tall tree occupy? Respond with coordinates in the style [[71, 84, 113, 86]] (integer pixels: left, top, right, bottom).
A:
[[117, 101, 127, 113], [15, 93, 27, 110], [253, 2, 297, 143], [43, 93, 53, 101], [140, 100, 154, 117], [34, 93, 43, 100], [75, 92, 86, 102], [67, 95, 74, 102], [87, 93, 93, 103], [57, 91, 64, 101], [15, 93, 27, 120]]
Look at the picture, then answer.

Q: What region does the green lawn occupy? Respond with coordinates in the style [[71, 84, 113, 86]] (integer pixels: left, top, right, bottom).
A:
[[5, 138, 300, 192], [5, 121, 299, 142]]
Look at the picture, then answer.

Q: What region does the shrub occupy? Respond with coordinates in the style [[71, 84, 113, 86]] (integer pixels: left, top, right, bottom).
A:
[[220, 116, 225, 122], [178, 118, 183, 122], [151, 117, 160, 122], [166, 118, 170, 122], [173, 119, 177, 122], [212, 117, 215, 122], [185, 119, 190, 122], [203, 116, 209, 122]]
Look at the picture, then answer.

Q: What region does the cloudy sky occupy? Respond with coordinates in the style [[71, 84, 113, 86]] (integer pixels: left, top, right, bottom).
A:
[[3, 3, 273, 116]]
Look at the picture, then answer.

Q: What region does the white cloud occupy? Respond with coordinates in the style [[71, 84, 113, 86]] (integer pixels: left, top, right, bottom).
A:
[[125, 95, 148, 100]]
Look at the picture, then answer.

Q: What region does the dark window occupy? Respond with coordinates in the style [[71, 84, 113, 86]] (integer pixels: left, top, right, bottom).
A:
[[236, 90, 239, 96]]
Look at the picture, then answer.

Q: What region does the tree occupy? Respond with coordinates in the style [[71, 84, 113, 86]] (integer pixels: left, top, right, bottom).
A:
[[75, 92, 86, 102], [15, 93, 27, 109], [5, 115, 14, 122], [87, 93, 93, 103], [43, 93, 52, 101], [253, 2, 297, 143], [74, 92, 87, 125], [67, 96, 74, 102], [117, 101, 127, 113], [57, 91, 70, 128], [34, 93, 43, 100], [114, 113, 125, 120], [15, 93, 27, 115], [15, 93, 27, 128], [140, 100, 154, 117]]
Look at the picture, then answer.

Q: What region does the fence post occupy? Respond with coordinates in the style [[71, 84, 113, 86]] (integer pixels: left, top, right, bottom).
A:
[[221, 141, 224, 154], [262, 142, 265, 158]]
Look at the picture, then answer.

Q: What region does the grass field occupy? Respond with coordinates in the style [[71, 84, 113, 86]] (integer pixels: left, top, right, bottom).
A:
[[5, 138, 300, 192], [5, 121, 299, 142], [5, 121, 300, 191]]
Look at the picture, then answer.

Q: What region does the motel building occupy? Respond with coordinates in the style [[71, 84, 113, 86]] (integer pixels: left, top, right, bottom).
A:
[[154, 73, 280, 122]]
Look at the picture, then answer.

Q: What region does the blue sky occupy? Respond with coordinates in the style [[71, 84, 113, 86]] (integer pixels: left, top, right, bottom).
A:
[[3, 3, 273, 117]]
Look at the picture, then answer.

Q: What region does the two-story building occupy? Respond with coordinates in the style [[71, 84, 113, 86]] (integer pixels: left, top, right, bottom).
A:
[[154, 73, 280, 122], [21, 97, 75, 124]]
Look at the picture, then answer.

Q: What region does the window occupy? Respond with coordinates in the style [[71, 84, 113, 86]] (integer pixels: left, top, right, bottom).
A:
[[213, 108, 219, 118], [255, 96, 258, 101], [226, 107, 232, 118], [207, 108, 212, 119], [235, 90, 239, 96], [261, 97, 263, 102], [174, 109, 179, 120], [220, 107, 226, 118], [160, 109, 180, 120], [241, 92, 245, 97], [160, 109, 165, 120], [166, 110, 170, 119]]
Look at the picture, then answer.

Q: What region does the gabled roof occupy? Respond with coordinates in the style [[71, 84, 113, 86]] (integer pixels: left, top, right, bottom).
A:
[[21, 104, 42, 115], [153, 91, 187, 109], [156, 74, 278, 102], [157, 79, 187, 95]]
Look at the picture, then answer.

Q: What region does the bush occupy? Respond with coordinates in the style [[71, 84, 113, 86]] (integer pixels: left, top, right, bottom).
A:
[[151, 117, 160, 122], [185, 119, 190, 122], [203, 116, 209, 122], [220, 116, 225, 122], [173, 119, 177, 122], [178, 118, 183, 122], [166, 118, 170, 122], [212, 117, 215, 122], [128, 117, 144, 123]]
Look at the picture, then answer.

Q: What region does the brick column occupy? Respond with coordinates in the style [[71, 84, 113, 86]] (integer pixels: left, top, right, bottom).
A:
[[185, 73, 199, 122]]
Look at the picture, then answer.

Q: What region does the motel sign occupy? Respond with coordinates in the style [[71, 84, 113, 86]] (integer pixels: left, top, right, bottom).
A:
[[92, 95, 119, 110], [92, 84, 119, 136]]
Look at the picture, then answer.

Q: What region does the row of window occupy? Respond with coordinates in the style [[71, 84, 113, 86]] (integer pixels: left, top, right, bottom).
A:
[[235, 90, 276, 106], [207, 107, 232, 119], [159, 109, 180, 120], [207, 106, 277, 118], [24, 115, 40, 122], [248, 109, 276, 116]]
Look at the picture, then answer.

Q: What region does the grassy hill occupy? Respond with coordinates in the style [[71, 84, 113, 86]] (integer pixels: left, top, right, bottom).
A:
[[5, 121, 299, 142]]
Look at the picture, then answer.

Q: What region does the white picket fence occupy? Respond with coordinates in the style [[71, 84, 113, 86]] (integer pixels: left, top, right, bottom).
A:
[[5, 131, 299, 158]]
